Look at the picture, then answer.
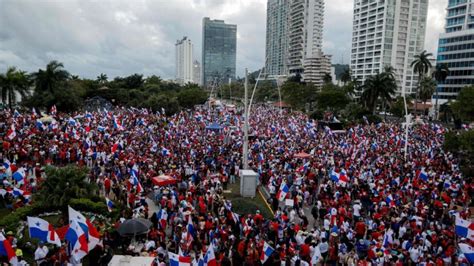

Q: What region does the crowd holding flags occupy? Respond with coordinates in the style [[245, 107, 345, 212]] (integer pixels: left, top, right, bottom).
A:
[[0, 105, 473, 265]]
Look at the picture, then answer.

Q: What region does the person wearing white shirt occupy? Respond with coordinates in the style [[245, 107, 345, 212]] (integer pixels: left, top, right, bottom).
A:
[[34, 242, 49, 265], [409, 243, 422, 263]]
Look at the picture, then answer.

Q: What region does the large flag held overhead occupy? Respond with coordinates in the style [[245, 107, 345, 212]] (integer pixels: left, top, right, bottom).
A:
[[27, 216, 61, 247], [65, 220, 88, 261], [68, 206, 100, 251], [203, 244, 217, 266]]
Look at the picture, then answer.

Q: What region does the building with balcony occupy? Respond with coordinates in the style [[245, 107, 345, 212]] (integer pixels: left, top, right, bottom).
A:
[[350, 0, 429, 96]]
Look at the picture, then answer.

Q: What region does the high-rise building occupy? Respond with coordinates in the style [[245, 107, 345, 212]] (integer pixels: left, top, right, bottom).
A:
[[303, 52, 332, 87], [202, 17, 237, 87], [175, 36, 194, 85], [287, 0, 325, 74], [350, 0, 429, 95], [265, 0, 328, 86], [265, 0, 290, 76], [193, 60, 201, 85], [435, 0, 474, 103]]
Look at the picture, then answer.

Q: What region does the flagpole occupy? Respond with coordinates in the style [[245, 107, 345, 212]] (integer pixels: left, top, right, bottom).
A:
[[243, 68, 249, 170]]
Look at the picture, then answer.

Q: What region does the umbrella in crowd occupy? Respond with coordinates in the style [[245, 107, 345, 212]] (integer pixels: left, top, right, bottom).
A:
[[118, 218, 153, 237]]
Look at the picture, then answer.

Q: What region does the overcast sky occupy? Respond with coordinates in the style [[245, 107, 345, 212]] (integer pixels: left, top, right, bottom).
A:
[[0, 0, 447, 80]]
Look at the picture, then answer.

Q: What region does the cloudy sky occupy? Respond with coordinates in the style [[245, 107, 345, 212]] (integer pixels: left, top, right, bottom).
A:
[[0, 0, 447, 80]]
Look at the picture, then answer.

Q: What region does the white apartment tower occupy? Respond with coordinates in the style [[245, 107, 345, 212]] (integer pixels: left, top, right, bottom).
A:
[[265, 0, 330, 85], [175, 36, 194, 85], [350, 0, 429, 95]]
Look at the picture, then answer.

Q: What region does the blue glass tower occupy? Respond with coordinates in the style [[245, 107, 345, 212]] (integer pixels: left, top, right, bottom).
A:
[[202, 17, 237, 87]]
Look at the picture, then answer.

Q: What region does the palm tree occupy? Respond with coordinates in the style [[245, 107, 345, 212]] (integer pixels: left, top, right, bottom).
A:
[[32, 60, 70, 94], [323, 73, 332, 84], [418, 77, 436, 115], [0, 67, 31, 109], [361, 69, 396, 114], [97, 73, 108, 84], [410, 50, 433, 115], [341, 68, 351, 85], [432, 64, 449, 119]]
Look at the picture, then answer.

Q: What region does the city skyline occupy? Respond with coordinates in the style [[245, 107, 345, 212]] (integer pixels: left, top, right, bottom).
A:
[[0, 0, 448, 79]]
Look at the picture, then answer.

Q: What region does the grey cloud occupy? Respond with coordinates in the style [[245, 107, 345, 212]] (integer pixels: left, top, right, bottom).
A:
[[0, 0, 447, 79]]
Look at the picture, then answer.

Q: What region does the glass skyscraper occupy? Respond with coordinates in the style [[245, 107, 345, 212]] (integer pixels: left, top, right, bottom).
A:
[[435, 0, 474, 103], [202, 17, 237, 87]]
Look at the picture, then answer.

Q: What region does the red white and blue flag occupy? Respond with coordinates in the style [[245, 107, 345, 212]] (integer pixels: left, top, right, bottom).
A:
[[105, 198, 114, 212], [27, 216, 61, 247], [260, 241, 275, 264], [169, 252, 191, 266], [68, 206, 100, 251], [65, 220, 88, 261], [277, 181, 289, 201], [0, 232, 17, 265], [455, 215, 474, 240]]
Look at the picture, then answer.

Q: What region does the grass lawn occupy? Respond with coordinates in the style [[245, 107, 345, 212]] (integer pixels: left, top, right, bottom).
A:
[[224, 178, 273, 219]]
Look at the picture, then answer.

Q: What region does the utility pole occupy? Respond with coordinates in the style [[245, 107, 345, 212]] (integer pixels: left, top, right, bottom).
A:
[[243, 68, 249, 170]]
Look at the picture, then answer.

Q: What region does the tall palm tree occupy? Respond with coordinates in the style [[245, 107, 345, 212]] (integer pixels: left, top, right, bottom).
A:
[[32, 60, 70, 94], [419, 77, 436, 115], [97, 73, 108, 84], [341, 68, 351, 85], [432, 64, 449, 119], [361, 69, 396, 114], [411, 50, 433, 115], [0, 67, 31, 109], [323, 73, 332, 84]]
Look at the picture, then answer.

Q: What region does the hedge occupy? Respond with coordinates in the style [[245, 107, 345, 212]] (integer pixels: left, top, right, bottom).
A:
[[0, 198, 110, 232]]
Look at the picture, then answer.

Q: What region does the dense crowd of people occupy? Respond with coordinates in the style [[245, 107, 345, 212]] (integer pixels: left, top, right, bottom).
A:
[[0, 104, 472, 265]]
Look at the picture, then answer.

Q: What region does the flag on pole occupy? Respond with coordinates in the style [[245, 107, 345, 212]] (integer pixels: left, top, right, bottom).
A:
[[68, 206, 100, 251], [6, 124, 16, 140]]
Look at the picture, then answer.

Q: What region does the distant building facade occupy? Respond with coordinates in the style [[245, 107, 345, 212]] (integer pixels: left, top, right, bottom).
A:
[[202, 17, 237, 87], [350, 0, 429, 95], [265, 0, 329, 86], [435, 0, 474, 103], [175, 36, 194, 85], [265, 0, 290, 76]]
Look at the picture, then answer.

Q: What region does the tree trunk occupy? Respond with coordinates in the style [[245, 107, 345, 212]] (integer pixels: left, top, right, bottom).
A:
[[414, 74, 421, 117]]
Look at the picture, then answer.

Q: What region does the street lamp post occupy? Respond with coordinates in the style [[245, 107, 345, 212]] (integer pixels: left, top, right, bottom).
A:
[[243, 68, 249, 170]]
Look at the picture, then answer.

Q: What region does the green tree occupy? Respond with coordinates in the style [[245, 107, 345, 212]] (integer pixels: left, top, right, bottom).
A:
[[0, 67, 31, 109], [432, 63, 449, 119], [418, 77, 436, 113], [323, 73, 332, 84], [35, 165, 98, 210], [444, 130, 474, 177], [96, 73, 108, 84], [143, 93, 180, 114], [315, 85, 350, 112], [410, 50, 433, 115], [361, 69, 396, 114], [32, 60, 70, 94], [177, 87, 208, 109], [281, 81, 313, 110], [451, 85, 474, 122], [340, 69, 351, 85]]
